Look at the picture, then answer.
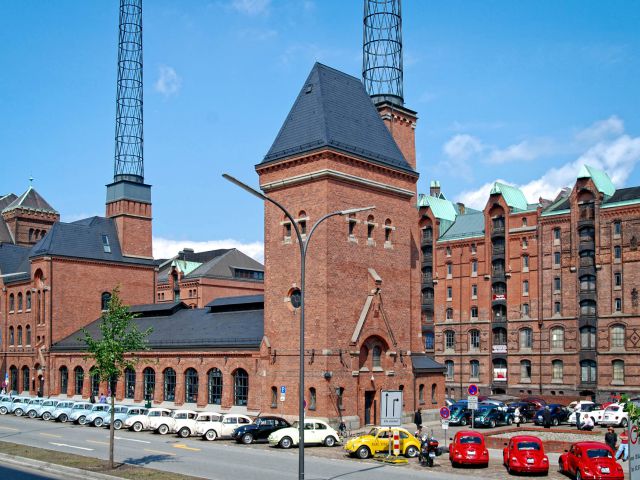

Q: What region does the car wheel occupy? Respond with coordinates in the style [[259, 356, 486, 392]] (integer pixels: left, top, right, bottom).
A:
[[0, 406, 7, 415], [507, 417, 513, 425], [356, 445, 370, 459], [622, 418, 629, 428], [114, 420, 123, 430], [324, 436, 336, 448], [94, 417, 104, 427], [460, 417, 467, 426], [132, 421, 143, 432], [157, 424, 169, 435], [15, 408, 23, 417], [59, 414, 68, 423], [204, 429, 217, 441], [178, 427, 190, 438], [558, 458, 564, 473], [279, 436, 293, 449], [576, 470, 583, 480], [451, 461, 458, 468], [490, 420, 496, 428], [241, 433, 254, 445], [28, 410, 37, 419], [552, 418, 559, 426], [78, 416, 87, 425], [42, 412, 51, 421], [405, 445, 418, 458]]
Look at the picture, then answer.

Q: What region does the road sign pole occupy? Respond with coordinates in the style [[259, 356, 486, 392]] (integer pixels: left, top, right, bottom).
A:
[[472, 409, 474, 430]]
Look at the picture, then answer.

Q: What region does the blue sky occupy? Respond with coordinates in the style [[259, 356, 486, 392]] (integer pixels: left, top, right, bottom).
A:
[[1, 1, 639, 261]]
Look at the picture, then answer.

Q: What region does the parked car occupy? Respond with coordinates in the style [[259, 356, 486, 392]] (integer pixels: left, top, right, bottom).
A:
[[568, 403, 605, 425], [84, 404, 112, 427], [24, 398, 45, 418], [166, 409, 199, 436], [231, 416, 290, 444], [124, 407, 172, 432], [533, 404, 571, 426], [268, 419, 340, 449], [50, 400, 76, 422], [502, 435, 549, 475], [449, 431, 489, 467], [196, 413, 253, 441], [344, 426, 420, 459], [9, 397, 32, 416], [599, 404, 629, 428], [475, 405, 514, 428], [175, 411, 223, 438], [104, 406, 147, 430], [0, 395, 12, 414], [449, 403, 473, 426], [567, 400, 596, 412], [507, 401, 538, 423], [559, 441, 624, 480], [37, 399, 61, 420], [521, 397, 547, 410], [68, 401, 94, 424]]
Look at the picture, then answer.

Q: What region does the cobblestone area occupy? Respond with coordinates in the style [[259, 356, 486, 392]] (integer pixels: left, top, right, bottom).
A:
[[491, 430, 603, 443]]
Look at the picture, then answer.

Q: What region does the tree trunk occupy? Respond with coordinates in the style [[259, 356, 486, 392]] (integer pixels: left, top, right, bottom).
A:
[[109, 393, 115, 469]]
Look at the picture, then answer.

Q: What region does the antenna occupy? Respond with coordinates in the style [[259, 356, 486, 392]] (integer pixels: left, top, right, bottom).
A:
[[114, 0, 144, 183], [362, 0, 403, 106]]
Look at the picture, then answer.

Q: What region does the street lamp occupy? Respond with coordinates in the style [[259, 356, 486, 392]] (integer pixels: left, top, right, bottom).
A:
[[223, 173, 374, 480]]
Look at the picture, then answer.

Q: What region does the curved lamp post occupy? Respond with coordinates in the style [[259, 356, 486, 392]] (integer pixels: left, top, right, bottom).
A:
[[223, 173, 374, 480]]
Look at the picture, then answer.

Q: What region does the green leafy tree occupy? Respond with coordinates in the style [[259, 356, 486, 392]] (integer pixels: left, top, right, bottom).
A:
[[621, 394, 640, 425], [81, 287, 152, 469]]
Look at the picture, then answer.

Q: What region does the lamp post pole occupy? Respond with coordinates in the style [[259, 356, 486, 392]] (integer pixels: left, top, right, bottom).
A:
[[223, 174, 373, 480]]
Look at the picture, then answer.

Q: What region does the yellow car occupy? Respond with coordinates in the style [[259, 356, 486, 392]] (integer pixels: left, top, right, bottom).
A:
[[344, 426, 420, 459]]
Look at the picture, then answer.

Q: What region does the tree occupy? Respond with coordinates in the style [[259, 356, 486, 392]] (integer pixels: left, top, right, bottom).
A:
[[81, 287, 152, 469]]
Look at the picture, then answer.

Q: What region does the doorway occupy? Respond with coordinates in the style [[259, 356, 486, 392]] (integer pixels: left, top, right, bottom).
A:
[[364, 391, 376, 425]]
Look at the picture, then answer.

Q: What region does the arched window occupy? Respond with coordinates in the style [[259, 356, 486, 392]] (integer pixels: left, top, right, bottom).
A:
[[431, 383, 437, 404], [143, 367, 155, 401], [74, 366, 84, 395], [580, 360, 597, 383], [207, 368, 222, 405], [520, 360, 532, 381], [611, 325, 625, 348], [418, 384, 424, 403], [445, 308, 453, 320], [17, 326, 23, 345], [22, 366, 30, 392], [366, 215, 375, 240], [270, 386, 277, 407], [445, 360, 454, 380], [580, 326, 596, 349], [372, 346, 382, 368], [233, 369, 249, 406], [337, 387, 344, 410], [184, 368, 199, 403], [469, 330, 480, 350], [297, 210, 307, 236], [384, 219, 392, 243], [163, 368, 176, 402], [519, 328, 533, 349], [551, 327, 564, 350], [17, 292, 23, 311], [612, 360, 624, 383], [90, 367, 100, 396], [26, 291, 31, 310], [9, 294, 15, 311], [9, 327, 14, 345], [29, 228, 34, 242], [125, 367, 136, 399], [101, 292, 111, 311], [309, 387, 316, 410], [59, 366, 69, 394], [552, 360, 563, 381], [444, 330, 455, 350], [25, 325, 31, 346], [348, 213, 357, 237], [470, 360, 480, 379]]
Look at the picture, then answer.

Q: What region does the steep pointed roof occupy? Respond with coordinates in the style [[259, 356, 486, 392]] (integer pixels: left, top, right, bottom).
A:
[[260, 63, 415, 174], [490, 182, 529, 211], [2, 187, 57, 214], [417, 194, 457, 222], [578, 165, 616, 197]]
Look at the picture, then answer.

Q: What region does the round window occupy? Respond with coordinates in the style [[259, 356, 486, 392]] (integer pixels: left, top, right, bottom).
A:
[[289, 288, 302, 309]]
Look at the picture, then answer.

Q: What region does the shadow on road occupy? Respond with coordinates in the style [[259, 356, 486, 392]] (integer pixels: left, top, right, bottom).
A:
[[122, 454, 176, 466]]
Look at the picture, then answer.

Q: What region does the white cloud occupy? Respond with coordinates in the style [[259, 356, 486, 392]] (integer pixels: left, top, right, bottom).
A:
[[153, 237, 264, 263], [154, 65, 182, 97], [230, 0, 270, 16], [486, 138, 556, 164], [574, 115, 624, 144], [439, 134, 484, 181]]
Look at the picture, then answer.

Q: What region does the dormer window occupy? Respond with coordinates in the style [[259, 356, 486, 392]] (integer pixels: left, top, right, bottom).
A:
[[102, 234, 111, 253]]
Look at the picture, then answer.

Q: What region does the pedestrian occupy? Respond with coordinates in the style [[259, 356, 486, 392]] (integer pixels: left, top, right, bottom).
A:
[[605, 427, 617, 452], [581, 414, 594, 431], [514, 406, 522, 428], [575, 409, 582, 430], [616, 429, 629, 461], [543, 406, 551, 429], [89, 393, 96, 404], [98, 392, 106, 404], [414, 408, 422, 432], [0, 387, 5, 395]]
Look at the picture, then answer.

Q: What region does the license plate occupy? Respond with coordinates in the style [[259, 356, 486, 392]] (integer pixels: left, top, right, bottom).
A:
[[468, 450, 475, 455], [429, 452, 436, 458], [527, 458, 535, 464], [601, 467, 610, 474]]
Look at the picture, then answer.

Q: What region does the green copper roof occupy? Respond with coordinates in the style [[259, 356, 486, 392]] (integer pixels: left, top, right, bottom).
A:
[[171, 259, 202, 276], [417, 194, 457, 222], [578, 165, 616, 197], [490, 182, 528, 211], [438, 211, 485, 241]]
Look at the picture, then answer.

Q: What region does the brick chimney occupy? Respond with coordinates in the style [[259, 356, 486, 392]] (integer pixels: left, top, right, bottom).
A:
[[430, 180, 441, 197]]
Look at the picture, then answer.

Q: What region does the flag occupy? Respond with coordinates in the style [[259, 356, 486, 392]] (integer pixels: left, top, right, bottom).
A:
[[3, 372, 8, 388]]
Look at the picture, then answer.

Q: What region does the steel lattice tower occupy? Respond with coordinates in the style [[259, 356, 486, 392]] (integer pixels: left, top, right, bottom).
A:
[[114, 0, 144, 183], [362, 0, 403, 106]]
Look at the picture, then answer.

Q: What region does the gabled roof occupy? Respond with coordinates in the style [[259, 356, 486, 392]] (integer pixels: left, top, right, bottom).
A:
[[417, 194, 457, 222], [411, 354, 445, 373], [490, 182, 529, 211], [438, 211, 485, 241], [260, 63, 415, 174], [578, 165, 616, 197], [603, 186, 640, 207], [0, 243, 31, 284], [2, 187, 57, 214], [158, 248, 263, 283], [0, 194, 18, 211]]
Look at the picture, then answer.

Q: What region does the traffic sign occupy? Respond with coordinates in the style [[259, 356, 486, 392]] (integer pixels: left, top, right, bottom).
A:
[[468, 384, 478, 396], [441, 419, 449, 430], [467, 395, 479, 410], [630, 423, 639, 479], [440, 406, 450, 419], [280, 395, 285, 402], [280, 386, 286, 394], [380, 390, 403, 427]]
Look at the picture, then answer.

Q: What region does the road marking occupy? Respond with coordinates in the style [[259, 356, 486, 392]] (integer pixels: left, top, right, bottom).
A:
[[173, 443, 201, 452], [39, 432, 62, 438], [143, 448, 176, 457], [115, 436, 151, 444], [87, 440, 109, 445], [0, 426, 19, 431], [49, 442, 94, 451]]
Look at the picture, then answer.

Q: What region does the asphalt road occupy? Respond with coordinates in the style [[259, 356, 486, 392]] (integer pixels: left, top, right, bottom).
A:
[[0, 463, 68, 480]]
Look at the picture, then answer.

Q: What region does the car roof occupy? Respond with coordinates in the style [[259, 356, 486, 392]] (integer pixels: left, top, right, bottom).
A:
[[457, 430, 483, 437], [511, 435, 543, 443], [575, 441, 609, 449]]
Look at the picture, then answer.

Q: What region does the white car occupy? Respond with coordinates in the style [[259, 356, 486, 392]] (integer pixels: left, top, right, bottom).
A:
[[568, 402, 605, 425], [84, 404, 112, 426], [268, 419, 340, 449], [124, 407, 173, 432], [104, 406, 147, 430], [24, 398, 46, 418], [69, 402, 94, 424], [197, 413, 252, 441], [0, 395, 12, 414], [51, 400, 76, 422], [599, 404, 629, 428], [177, 411, 223, 438], [38, 399, 61, 421], [162, 409, 198, 436], [9, 397, 32, 416]]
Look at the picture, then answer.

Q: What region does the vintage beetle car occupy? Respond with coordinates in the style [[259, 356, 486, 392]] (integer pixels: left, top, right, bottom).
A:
[[231, 416, 290, 444], [533, 404, 570, 426], [344, 426, 419, 459], [196, 413, 253, 441], [599, 404, 629, 428], [502, 435, 549, 475], [104, 406, 147, 430], [50, 400, 76, 422], [268, 419, 340, 449], [124, 407, 172, 432], [474, 405, 514, 428], [559, 441, 624, 480], [449, 430, 489, 467]]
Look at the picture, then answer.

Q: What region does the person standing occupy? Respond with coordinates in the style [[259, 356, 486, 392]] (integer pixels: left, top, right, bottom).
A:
[[616, 429, 629, 461], [543, 406, 552, 429], [605, 427, 617, 452], [414, 408, 423, 432], [98, 392, 106, 404], [514, 406, 522, 428], [575, 409, 582, 430]]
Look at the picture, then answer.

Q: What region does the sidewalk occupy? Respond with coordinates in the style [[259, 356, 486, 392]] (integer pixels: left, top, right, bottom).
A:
[[0, 452, 120, 480]]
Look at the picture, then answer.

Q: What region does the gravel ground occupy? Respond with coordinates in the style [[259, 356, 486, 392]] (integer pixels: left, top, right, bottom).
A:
[[491, 430, 604, 443]]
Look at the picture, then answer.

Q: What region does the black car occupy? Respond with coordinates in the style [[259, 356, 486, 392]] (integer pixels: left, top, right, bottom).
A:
[[474, 405, 514, 428], [507, 401, 538, 423], [449, 403, 473, 426], [533, 404, 570, 426], [231, 416, 290, 444]]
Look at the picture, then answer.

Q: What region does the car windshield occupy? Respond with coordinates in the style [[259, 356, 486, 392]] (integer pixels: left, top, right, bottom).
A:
[[587, 448, 612, 459], [476, 407, 491, 416], [368, 428, 381, 436], [450, 406, 463, 415], [517, 442, 541, 451], [73, 404, 84, 409], [459, 436, 482, 444], [605, 406, 620, 412], [43, 401, 55, 406]]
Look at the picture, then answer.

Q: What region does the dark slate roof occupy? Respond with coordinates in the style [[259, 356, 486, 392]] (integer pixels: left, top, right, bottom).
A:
[[411, 354, 445, 373], [30, 216, 155, 266], [0, 194, 18, 244], [130, 302, 185, 316], [0, 194, 18, 210], [158, 248, 263, 283], [206, 294, 264, 311], [604, 186, 640, 204], [0, 243, 31, 284], [260, 63, 416, 174], [2, 187, 57, 214], [50, 301, 264, 352]]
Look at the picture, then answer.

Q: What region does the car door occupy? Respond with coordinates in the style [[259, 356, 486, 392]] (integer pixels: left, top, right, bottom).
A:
[[257, 418, 273, 440], [375, 429, 391, 454], [222, 416, 239, 437]]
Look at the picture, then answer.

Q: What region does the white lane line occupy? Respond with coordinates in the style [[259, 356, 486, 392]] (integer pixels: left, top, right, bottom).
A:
[[143, 448, 176, 457], [39, 432, 62, 438], [115, 436, 151, 444], [49, 442, 94, 451], [0, 426, 19, 431]]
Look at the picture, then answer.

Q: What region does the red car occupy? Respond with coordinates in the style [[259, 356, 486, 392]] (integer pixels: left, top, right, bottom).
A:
[[559, 441, 624, 480], [449, 430, 489, 467], [502, 435, 549, 474]]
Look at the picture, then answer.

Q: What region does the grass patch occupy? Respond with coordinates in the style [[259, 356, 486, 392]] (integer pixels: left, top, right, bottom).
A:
[[0, 440, 205, 480]]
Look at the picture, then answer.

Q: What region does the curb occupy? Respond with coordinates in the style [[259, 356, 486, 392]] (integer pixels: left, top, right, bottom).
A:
[[0, 451, 121, 480]]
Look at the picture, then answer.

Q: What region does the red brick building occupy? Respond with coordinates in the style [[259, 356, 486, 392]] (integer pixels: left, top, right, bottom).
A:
[[420, 165, 640, 402]]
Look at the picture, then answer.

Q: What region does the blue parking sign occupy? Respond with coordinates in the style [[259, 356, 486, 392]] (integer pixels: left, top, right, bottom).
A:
[[280, 386, 286, 394]]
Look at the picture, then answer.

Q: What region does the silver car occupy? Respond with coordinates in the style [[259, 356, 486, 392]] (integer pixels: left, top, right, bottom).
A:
[[68, 402, 94, 424], [9, 397, 31, 416], [84, 404, 112, 427], [37, 399, 61, 420], [0, 395, 13, 414], [25, 398, 46, 418], [104, 406, 147, 430], [51, 400, 77, 422]]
